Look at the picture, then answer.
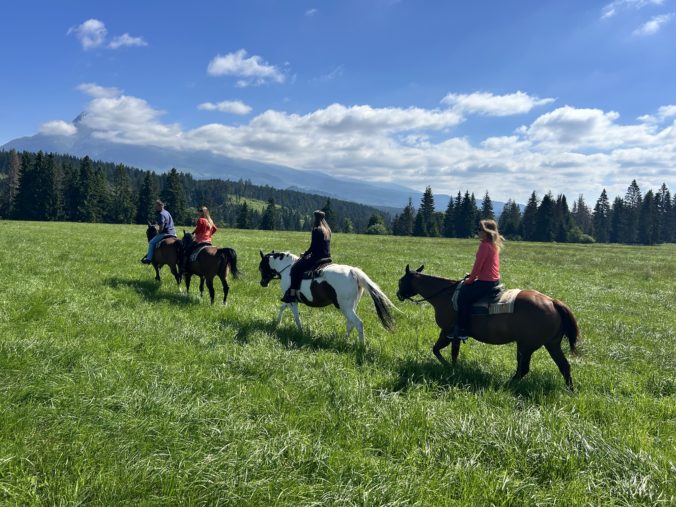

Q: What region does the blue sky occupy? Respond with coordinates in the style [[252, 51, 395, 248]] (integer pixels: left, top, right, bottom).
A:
[[1, 0, 675, 202]]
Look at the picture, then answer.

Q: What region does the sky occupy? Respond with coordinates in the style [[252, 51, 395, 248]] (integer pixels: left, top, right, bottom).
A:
[[1, 0, 675, 203]]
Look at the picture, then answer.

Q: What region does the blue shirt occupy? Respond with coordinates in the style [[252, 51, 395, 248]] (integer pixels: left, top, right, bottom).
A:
[[157, 209, 176, 236]]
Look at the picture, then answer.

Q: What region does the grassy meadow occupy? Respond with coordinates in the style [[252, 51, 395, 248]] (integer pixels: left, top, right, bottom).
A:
[[0, 220, 674, 505]]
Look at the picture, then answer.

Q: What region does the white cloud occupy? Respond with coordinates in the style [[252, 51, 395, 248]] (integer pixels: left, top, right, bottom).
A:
[[108, 33, 148, 49], [67, 19, 147, 50], [441, 91, 555, 116], [59, 88, 676, 202], [633, 13, 674, 35], [77, 83, 122, 98], [39, 120, 77, 136], [198, 100, 252, 115], [67, 19, 107, 50], [306, 8, 318, 16], [601, 0, 665, 19], [207, 49, 285, 86]]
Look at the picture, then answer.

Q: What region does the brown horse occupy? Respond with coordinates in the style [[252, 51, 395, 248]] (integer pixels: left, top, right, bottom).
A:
[[181, 232, 239, 305], [396, 265, 579, 389], [145, 223, 182, 286]]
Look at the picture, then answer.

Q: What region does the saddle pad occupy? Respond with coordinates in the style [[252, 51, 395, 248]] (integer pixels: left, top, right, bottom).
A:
[[301, 260, 333, 280], [190, 244, 212, 263], [471, 288, 521, 315]]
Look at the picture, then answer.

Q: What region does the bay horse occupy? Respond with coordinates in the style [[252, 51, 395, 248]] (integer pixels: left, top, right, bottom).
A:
[[181, 232, 239, 305], [396, 265, 579, 389], [258, 251, 396, 344], [145, 223, 182, 286]]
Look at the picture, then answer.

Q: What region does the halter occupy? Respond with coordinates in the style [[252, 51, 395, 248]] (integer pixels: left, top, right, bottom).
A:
[[263, 258, 292, 281]]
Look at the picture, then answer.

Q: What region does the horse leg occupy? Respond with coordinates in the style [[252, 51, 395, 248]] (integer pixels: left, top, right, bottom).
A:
[[432, 331, 452, 367], [545, 341, 574, 391], [219, 273, 229, 306], [290, 303, 303, 333], [451, 338, 462, 364], [206, 276, 215, 305], [511, 343, 535, 383], [153, 263, 161, 282], [342, 307, 364, 345], [276, 303, 287, 326], [185, 274, 192, 294], [170, 264, 181, 288], [199, 277, 205, 298]]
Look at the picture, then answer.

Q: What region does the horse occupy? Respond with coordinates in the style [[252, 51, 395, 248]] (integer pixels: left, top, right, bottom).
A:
[[181, 231, 239, 305], [145, 223, 182, 286], [258, 251, 397, 344], [396, 265, 579, 389]]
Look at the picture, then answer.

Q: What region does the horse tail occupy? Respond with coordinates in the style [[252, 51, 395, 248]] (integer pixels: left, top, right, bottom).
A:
[[351, 268, 396, 331], [553, 299, 579, 354], [218, 248, 240, 279]]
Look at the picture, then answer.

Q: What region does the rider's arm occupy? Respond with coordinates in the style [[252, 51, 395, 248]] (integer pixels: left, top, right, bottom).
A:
[[465, 242, 488, 285]]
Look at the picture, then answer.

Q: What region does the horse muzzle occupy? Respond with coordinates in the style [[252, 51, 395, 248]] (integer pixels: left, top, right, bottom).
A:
[[260, 278, 270, 287]]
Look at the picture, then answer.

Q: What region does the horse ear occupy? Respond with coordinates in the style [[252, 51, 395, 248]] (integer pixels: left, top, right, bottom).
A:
[[416, 265, 425, 272], [259, 250, 264, 259], [405, 264, 410, 273]]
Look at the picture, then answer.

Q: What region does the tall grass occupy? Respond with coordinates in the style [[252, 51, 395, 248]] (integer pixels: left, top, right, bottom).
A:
[[0, 221, 673, 505]]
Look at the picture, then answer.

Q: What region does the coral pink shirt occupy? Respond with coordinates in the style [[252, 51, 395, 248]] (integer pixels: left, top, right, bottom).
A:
[[194, 218, 217, 243], [465, 240, 500, 284]]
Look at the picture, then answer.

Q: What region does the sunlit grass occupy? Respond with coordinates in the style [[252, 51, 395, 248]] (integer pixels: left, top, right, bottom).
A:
[[0, 220, 673, 504]]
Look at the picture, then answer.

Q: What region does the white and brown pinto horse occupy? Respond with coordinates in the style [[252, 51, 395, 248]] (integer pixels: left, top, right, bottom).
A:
[[258, 251, 396, 344]]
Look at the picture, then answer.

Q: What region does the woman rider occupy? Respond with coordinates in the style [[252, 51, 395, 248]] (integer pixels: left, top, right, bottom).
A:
[[281, 210, 332, 303], [454, 219, 504, 340], [184, 206, 218, 270]]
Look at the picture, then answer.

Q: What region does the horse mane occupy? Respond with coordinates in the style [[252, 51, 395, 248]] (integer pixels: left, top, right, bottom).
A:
[[417, 272, 459, 285]]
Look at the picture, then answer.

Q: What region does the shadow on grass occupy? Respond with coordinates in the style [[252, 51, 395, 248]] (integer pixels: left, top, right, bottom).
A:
[[391, 355, 563, 399], [105, 276, 191, 306], [225, 314, 377, 364]]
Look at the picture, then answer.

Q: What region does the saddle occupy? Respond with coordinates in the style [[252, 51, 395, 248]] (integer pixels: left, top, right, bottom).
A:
[[452, 281, 521, 316], [188, 242, 213, 263], [301, 258, 333, 280]]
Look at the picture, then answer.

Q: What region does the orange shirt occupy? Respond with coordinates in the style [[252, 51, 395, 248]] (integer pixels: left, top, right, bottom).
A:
[[194, 218, 217, 243]]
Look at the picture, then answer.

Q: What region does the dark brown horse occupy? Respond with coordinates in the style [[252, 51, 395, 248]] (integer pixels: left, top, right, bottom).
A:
[[145, 223, 182, 286], [396, 265, 579, 389], [181, 232, 239, 305]]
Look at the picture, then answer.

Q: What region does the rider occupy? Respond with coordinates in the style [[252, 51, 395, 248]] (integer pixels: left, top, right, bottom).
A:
[[141, 199, 177, 264], [454, 219, 504, 340], [281, 210, 332, 303], [184, 206, 218, 269]]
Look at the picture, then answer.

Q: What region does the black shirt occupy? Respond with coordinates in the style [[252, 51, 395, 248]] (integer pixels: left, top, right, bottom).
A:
[[304, 227, 331, 260]]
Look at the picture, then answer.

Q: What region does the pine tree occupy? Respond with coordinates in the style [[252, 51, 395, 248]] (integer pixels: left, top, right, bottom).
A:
[[609, 197, 624, 243], [415, 186, 438, 236], [112, 164, 135, 223], [499, 199, 522, 239], [572, 195, 593, 235], [442, 196, 455, 237], [521, 192, 539, 241], [321, 198, 336, 230], [162, 168, 187, 225], [554, 194, 572, 242], [535, 192, 556, 242], [593, 189, 611, 243], [656, 183, 672, 243], [393, 198, 416, 236], [1, 149, 21, 217], [61, 162, 80, 221], [342, 217, 354, 233], [623, 180, 642, 243], [480, 191, 494, 220], [80, 167, 108, 223], [260, 198, 277, 230], [136, 171, 157, 224], [237, 202, 250, 229], [455, 191, 476, 238], [638, 190, 658, 245], [12, 152, 36, 219]]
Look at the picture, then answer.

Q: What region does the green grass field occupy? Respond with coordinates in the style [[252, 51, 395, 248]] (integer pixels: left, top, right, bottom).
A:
[[0, 220, 674, 505]]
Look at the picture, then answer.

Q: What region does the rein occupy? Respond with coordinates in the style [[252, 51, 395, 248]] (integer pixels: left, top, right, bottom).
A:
[[267, 262, 292, 280], [407, 284, 456, 305]]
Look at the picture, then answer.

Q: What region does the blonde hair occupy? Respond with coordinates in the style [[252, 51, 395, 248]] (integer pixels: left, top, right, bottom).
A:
[[200, 206, 215, 229], [479, 219, 505, 251]]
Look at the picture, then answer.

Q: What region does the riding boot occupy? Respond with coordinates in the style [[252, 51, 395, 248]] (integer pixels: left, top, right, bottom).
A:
[[141, 256, 152, 264]]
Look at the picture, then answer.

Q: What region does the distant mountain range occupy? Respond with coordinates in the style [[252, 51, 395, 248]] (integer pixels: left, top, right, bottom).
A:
[[2, 115, 508, 215]]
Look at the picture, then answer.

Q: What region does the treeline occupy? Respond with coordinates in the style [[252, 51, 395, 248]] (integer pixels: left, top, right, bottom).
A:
[[0, 150, 385, 232], [383, 183, 675, 245]]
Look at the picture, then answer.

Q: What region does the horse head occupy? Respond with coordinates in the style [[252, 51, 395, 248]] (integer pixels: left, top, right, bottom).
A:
[[396, 264, 425, 301], [181, 230, 194, 248], [145, 222, 159, 242], [258, 251, 296, 287]]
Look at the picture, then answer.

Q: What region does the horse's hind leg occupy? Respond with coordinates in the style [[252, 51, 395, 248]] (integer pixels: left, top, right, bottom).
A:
[[199, 277, 205, 298], [170, 264, 181, 287], [206, 276, 216, 305], [511, 343, 535, 382], [185, 274, 192, 294], [433, 331, 452, 367], [153, 264, 161, 282], [545, 341, 574, 390], [342, 307, 364, 345], [219, 273, 229, 306]]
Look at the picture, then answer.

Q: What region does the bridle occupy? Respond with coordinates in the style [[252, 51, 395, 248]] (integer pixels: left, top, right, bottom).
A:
[[261, 257, 292, 282], [403, 285, 456, 305]]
